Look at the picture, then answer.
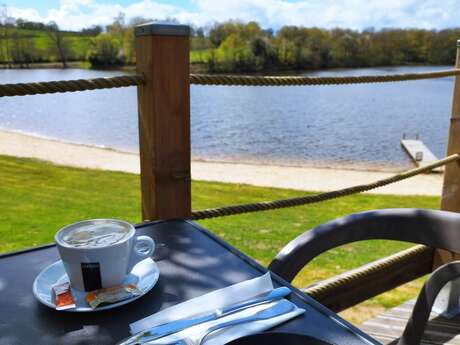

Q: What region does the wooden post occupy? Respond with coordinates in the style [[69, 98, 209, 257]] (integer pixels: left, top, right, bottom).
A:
[[441, 41, 460, 211], [434, 41, 460, 315], [436, 39, 460, 266], [135, 23, 191, 221]]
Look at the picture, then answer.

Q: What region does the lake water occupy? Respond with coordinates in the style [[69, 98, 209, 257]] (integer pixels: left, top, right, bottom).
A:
[[0, 66, 454, 171]]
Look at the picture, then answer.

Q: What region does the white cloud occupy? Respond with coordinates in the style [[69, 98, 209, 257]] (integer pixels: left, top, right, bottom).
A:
[[6, 0, 460, 31]]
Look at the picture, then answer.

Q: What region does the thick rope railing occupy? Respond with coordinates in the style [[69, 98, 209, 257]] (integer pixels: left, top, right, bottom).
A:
[[190, 153, 460, 220], [190, 69, 460, 86], [302, 244, 430, 299], [1, 69, 460, 97], [302, 244, 433, 309], [0, 75, 144, 97]]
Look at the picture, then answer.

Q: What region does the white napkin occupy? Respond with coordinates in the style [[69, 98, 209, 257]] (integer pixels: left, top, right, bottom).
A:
[[129, 273, 305, 345]]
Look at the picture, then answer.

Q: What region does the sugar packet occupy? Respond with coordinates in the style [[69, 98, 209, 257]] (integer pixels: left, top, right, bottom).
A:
[[53, 282, 76, 311], [85, 284, 142, 309]]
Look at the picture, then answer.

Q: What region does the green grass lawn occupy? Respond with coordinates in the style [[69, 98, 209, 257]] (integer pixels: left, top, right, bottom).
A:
[[0, 154, 440, 324]]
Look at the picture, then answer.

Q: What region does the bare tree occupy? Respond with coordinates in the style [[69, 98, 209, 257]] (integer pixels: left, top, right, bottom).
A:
[[9, 32, 37, 67], [0, 4, 12, 65], [46, 21, 68, 68]]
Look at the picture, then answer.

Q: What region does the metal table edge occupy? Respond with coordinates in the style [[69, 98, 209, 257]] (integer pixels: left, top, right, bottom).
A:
[[0, 219, 168, 259], [0, 242, 57, 258]]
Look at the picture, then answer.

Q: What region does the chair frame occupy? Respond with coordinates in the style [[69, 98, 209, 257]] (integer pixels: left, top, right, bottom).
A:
[[268, 208, 460, 345]]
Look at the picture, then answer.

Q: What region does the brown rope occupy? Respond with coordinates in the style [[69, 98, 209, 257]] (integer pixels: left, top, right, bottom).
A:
[[190, 69, 460, 86], [0, 75, 144, 97], [302, 245, 432, 312], [1, 69, 459, 97], [302, 245, 430, 299], [190, 153, 460, 220]]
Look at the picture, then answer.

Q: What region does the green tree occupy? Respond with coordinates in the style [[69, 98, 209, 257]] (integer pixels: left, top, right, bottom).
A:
[[122, 27, 135, 64], [87, 33, 123, 67], [214, 33, 255, 71], [208, 21, 275, 72]]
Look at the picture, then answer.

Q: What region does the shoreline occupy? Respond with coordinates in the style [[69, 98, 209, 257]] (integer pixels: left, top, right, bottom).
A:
[[190, 156, 410, 174], [0, 128, 410, 174], [0, 62, 448, 73], [0, 129, 443, 196], [0, 62, 207, 74], [0, 62, 85, 69]]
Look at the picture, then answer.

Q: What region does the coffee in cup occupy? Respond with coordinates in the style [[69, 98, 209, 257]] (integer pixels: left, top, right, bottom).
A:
[[61, 222, 130, 248], [55, 219, 155, 291]]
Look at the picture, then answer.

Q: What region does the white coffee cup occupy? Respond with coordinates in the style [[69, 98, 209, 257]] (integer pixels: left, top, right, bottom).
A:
[[55, 219, 155, 291]]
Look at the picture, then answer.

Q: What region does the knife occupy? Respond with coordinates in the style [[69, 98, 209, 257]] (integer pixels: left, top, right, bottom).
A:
[[118, 286, 291, 345]]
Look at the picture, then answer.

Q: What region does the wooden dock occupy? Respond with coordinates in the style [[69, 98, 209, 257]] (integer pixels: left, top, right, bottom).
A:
[[360, 299, 460, 344], [401, 139, 443, 172]]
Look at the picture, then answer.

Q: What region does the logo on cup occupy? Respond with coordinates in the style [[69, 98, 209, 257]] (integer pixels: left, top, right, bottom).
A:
[[81, 262, 102, 291]]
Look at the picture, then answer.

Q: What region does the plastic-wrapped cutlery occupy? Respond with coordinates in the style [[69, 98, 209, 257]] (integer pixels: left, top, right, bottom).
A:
[[118, 287, 291, 345]]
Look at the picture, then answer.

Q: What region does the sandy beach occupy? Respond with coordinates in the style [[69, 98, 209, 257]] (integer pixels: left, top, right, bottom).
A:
[[0, 130, 443, 196]]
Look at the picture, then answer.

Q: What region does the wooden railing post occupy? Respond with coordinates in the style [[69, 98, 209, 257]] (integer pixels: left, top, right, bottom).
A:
[[436, 39, 460, 267], [135, 23, 191, 221], [431, 40, 460, 317]]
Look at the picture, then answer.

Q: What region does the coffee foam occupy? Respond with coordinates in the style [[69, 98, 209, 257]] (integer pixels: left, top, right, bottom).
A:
[[61, 222, 130, 248]]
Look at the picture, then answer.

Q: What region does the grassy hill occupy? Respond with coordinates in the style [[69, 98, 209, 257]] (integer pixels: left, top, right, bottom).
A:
[[0, 27, 208, 67], [0, 27, 94, 63]]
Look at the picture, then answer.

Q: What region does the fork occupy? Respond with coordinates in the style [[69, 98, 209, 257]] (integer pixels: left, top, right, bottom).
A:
[[152, 299, 295, 345]]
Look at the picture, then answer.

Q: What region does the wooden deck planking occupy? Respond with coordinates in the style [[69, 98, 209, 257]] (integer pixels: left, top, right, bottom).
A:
[[360, 300, 460, 344], [401, 139, 443, 172]]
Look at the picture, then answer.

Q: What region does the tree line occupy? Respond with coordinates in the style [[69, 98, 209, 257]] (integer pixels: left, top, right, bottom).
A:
[[202, 22, 460, 72], [1, 7, 460, 72]]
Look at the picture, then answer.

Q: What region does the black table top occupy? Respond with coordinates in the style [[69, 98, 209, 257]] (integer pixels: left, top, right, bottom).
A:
[[0, 219, 379, 345]]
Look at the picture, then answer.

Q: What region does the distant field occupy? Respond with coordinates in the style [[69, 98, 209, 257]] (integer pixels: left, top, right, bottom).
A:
[[0, 28, 93, 62], [0, 27, 208, 66], [0, 28, 209, 64]]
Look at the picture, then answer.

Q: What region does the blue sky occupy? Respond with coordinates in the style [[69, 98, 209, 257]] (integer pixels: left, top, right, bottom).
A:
[[4, 0, 460, 31], [8, 0, 194, 16]]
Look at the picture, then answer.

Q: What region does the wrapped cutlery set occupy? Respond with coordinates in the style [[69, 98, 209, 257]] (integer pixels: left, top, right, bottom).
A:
[[124, 273, 304, 344]]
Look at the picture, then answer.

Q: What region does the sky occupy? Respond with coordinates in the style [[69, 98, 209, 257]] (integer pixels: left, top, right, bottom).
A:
[[3, 0, 460, 31]]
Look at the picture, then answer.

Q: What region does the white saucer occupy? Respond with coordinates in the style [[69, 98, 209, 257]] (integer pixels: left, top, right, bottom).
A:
[[32, 257, 159, 312]]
